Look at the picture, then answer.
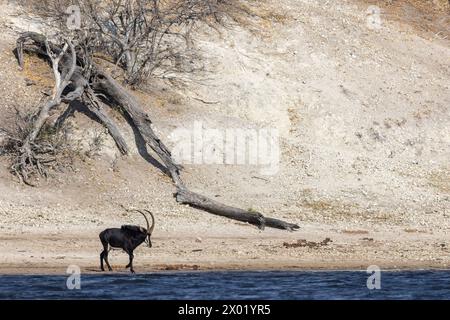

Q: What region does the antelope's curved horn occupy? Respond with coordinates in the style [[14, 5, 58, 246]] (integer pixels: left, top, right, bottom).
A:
[[134, 210, 150, 234], [143, 210, 155, 235]]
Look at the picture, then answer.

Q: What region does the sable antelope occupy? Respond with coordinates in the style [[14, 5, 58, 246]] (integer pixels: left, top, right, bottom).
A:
[[99, 210, 155, 273]]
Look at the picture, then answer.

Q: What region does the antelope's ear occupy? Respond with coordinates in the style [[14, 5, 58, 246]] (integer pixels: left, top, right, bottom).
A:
[[140, 227, 145, 233]]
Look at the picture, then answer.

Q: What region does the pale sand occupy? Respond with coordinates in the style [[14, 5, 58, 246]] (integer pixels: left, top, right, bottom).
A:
[[1, 224, 449, 274]]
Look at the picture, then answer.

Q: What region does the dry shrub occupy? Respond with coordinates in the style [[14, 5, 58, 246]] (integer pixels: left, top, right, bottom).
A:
[[18, 0, 254, 86], [0, 107, 76, 184]]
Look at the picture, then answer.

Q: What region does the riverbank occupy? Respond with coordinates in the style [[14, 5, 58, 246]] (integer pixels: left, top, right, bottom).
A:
[[1, 223, 449, 275]]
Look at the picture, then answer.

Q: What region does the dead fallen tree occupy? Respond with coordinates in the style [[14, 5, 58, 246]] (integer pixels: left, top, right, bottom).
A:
[[10, 32, 299, 231]]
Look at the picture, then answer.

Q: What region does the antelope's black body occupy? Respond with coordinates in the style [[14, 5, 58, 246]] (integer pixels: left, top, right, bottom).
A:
[[99, 210, 155, 273]]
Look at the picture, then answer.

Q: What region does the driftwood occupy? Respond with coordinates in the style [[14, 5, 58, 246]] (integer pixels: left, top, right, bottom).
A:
[[14, 32, 299, 231]]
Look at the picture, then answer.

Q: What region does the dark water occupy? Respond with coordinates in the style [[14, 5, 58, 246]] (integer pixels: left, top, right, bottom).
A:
[[0, 270, 449, 300]]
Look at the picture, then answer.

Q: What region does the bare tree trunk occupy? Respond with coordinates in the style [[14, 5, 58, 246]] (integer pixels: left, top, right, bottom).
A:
[[176, 188, 265, 229], [83, 88, 129, 155], [91, 70, 184, 187]]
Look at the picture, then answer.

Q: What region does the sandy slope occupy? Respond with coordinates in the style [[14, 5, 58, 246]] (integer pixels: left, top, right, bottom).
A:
[[0, 0, 449, 274]]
